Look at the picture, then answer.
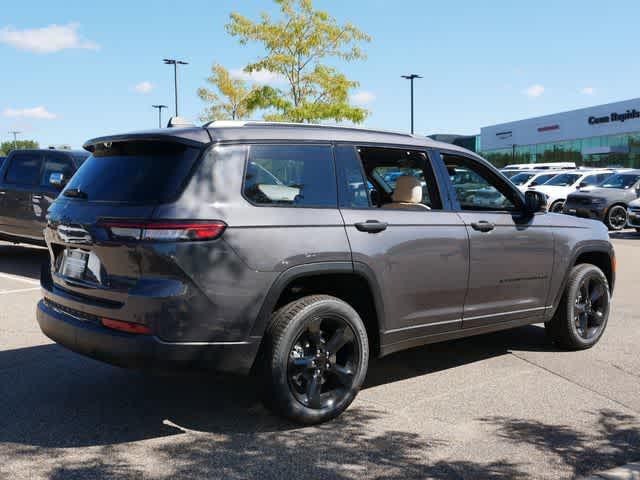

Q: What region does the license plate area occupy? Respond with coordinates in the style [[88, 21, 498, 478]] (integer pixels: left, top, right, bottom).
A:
[[58, 249, 89, 279]]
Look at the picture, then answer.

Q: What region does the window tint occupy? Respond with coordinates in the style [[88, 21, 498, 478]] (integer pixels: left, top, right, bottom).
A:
[[244, 145, 336, 207], [444, 154, 518, 211], [530, 173, 556, 186], [601, 173, 640, 189], [63, 141, 200, 203], [582, 174, 603, 187], [41, 155, 74, 187], [545, 173, 580, 187], [335, 146, 370, 208], [510, 172, 536, 186], [5, 153, 42, 185]]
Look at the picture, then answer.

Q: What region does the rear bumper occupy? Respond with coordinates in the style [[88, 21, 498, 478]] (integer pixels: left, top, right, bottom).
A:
[[37, 299, 260, 375]]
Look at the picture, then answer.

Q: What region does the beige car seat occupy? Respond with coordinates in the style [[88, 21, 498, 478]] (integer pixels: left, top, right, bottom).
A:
[[380, 175, 430, 210]]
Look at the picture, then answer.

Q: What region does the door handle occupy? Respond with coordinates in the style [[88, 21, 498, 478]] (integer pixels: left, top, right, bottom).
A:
[[471, 221, 495, 232], [355, 220, 388, 233]]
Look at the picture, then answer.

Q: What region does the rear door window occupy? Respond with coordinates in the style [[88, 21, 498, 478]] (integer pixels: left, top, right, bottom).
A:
[[5, 153, 42, 185], [243, 145, 337, 207], [63, 141, 201, 203]]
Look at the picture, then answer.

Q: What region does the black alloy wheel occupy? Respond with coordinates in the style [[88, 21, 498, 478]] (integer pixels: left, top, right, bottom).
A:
[[550, 200, 565, 213], [262, 295, 369, 424], [607, 205, 628, 231], [573, 275, 608, 340], [288, 316, 358, 410]]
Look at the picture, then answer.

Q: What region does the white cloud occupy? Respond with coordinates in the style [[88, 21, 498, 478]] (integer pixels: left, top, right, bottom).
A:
[[523, 84, 545, 98], [580, 87, 595, 95], [350, 90, 376, 106], [229, 68, 286, 85], [134, 81, 154, 94], [0, 23, 99, 54], [3, 106, 57, 119]]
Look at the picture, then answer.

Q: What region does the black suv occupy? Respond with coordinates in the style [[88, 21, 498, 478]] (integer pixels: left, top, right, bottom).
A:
[[0, 149, 88, 245], [37, 122, 615, 424]]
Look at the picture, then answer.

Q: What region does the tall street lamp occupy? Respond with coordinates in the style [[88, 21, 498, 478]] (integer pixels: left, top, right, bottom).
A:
[[8, 130, 21, 151], [163, 58, 188, 117], [401, 74, 422, 134], [152, 104, 168, 128]]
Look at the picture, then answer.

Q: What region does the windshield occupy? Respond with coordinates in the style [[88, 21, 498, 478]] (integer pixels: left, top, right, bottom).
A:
[[63, 141, 200, 203], [510, 172, 536, 185], [600, 174, 640, 189], [544, 173, 581, 187], [530, 173, 557, 186]]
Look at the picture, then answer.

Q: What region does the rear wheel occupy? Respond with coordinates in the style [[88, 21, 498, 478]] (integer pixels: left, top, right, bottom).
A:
[[546, 264, 610, 349], [606, 205, 628, 231], [550, 200, 565, 213], [261, 295, 369, 424]]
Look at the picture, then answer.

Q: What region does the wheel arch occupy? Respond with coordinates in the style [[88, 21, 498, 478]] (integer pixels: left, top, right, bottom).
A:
[[548, 242, 615, 320], [250, 262, 385, 358]]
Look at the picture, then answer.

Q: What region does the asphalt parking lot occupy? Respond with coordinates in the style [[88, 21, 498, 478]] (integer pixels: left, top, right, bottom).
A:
[[0, 234, 639, 480]]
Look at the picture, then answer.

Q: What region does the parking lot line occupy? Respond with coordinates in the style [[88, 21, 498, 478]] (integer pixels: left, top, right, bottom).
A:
[[0, 287, 40, 295], [0, 272, 40, 286]]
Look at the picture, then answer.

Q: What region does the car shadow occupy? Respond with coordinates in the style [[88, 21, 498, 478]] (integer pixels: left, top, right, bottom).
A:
[[0, 324, 554, 449], [0, 242, 48, 281], [609, 230, 640, 240]]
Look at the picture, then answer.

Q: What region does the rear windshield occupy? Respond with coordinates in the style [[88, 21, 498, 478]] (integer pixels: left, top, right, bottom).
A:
[[63, 141, 200, 203]]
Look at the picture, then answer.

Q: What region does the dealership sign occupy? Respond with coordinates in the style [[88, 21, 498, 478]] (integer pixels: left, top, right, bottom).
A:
[[589, 109, 640, 125]]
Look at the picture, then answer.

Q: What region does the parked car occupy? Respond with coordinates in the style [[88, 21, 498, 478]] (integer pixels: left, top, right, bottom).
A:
[[0, 149, 89, 245], [37, 122, 615, 424], [563, 171, 640, 230], [508, 170, 560, 192], [500, 162, 576, 178], [530, 170, 615, 212], [626, 198, 640, 231]]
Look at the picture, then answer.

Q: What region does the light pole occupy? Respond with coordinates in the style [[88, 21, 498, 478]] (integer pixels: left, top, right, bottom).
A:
[[8, 131, 21, 151], [163, 58, 188, 117], [401, 74, 422, 134], [152, 105, 168, 128]]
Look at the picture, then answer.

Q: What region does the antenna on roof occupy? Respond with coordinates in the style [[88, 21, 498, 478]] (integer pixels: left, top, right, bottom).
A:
[[166, 116, 194, 128]]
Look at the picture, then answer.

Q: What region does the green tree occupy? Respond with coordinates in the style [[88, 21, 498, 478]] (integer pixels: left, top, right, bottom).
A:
[[1, 140, 39, 156], [197, 64, 256, 122], [226, 0, 371, 123]]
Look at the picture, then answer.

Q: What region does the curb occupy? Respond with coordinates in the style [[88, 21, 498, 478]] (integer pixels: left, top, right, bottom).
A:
[[581, 462, 640, 480]]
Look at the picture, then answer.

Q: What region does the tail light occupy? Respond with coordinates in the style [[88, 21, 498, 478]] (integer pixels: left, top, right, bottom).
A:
[[98, 220, 226, 242], [101, 318, 152, 335]]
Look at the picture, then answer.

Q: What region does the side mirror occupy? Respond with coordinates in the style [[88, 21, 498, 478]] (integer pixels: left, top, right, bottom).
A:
[[49, 172, 67, 189], [578, 182, 587, 189], [524, 190, 547, 214]]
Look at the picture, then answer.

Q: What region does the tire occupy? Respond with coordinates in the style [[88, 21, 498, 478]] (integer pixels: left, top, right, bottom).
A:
[[546, 264, 610, 350], [260, 295, 369, 424], [550, 200, 565, 213], [606, 204, 628, 231]]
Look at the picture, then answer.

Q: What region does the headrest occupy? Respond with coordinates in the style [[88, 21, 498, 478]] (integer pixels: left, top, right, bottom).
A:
[[392, 175, 422, 204]]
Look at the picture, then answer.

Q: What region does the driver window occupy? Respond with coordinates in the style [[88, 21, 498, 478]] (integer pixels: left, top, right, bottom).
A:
[[443, 153, 519, 212]]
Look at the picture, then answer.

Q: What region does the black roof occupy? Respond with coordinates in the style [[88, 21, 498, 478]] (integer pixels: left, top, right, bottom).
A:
[[7, 149, 88, 156], [83, 121, 474, 156]]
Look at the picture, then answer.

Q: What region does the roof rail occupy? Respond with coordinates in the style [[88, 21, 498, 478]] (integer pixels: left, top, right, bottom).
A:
[[204, 119, 417, 139]]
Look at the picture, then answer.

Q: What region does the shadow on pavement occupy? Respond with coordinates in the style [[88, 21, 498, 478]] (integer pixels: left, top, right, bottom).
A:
[[0, 243, 48, 281]]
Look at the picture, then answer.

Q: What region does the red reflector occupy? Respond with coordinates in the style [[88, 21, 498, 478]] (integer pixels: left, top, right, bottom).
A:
[[101, 318, 152, 335]]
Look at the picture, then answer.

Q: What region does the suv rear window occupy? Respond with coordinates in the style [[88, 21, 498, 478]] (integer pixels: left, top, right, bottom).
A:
[[63, 141, 200, 203], [5, 153, 42, 185]]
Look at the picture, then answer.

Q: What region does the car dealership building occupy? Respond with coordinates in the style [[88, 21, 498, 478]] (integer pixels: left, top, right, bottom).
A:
[[478, 97, 640, 169]]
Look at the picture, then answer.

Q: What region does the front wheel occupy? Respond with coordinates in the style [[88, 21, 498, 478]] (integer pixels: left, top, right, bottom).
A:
[[261, 295, 369, 424], [606, 205, 628, 231], [550, 200, 565, 213], [546, 264, 610, 349]]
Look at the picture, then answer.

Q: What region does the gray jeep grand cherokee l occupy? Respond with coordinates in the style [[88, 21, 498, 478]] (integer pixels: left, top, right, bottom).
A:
[[37, 122, 615, 424]]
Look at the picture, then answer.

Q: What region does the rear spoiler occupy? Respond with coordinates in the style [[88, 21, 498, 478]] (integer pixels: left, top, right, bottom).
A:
[[83, 127, 212, 152]]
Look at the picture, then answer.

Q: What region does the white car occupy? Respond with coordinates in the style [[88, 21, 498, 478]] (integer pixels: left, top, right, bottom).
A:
[[530, 170, 615, 212], [509, 171, 560, 193]]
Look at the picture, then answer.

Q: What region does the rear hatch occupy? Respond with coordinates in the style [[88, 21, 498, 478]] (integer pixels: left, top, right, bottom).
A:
[[42, 137, 214, 329]]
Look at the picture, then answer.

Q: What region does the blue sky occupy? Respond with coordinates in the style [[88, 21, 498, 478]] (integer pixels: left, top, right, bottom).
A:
[[2, 0, 640, 149]]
